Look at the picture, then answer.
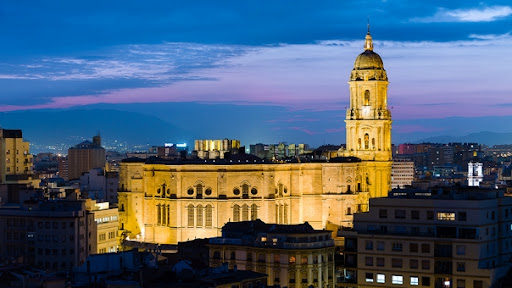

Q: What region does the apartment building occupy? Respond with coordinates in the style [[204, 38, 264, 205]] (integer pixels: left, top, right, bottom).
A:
[[338, 188, 512, 288]]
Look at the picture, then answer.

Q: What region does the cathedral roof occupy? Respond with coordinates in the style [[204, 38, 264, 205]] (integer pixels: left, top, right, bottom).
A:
[[350, 29, 387, 81]]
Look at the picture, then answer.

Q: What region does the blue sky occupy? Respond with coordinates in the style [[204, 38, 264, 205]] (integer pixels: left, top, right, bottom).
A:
[[1, 1, 512, 146]]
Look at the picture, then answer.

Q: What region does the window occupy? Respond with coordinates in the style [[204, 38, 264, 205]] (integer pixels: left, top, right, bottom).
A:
[[437, 212, 455, 221], [205, 205, 213, 227], [251, 188, 257, 195], [411, 210, 420, 220], [242, 204, 249, 221], [458, 211, 467, 221], [427, 211, 434, 220], [391, 258, 402, 268], [422, 277, 430, 286], [196, 183, 203, 197], [392, 275, 403, 285], [233, 205, 240, 222], [457, 279, 465, 288], [365, 272, 374, 283], [422, 243, 430, 253], [377, 274, 385, 283], [187, 188, 194, 195], [289, 256, 296, 263], [301, 256, 308, 264], [365, 256, 373, 266], [205, 188, 212, 195], [410, 259, 418, 269], [187, 204, 194, 227], [474, 280, 483, 288], [392, 243, 403, 251], [251, 204, 258, 220], [365, 240, 373, 250], [364, 90, 370, 105], [410, 276, 419, 286], [376, 257, 385, 267], [196, 205, 203, 227], [410, 243, 418, 253], [395, 209, 406, 219], [422, 260, 430, 270], [242, 184, 249, 199], [274, 254, 280, 263], [233, 188, 240, 195], [456, 245, 465, 255], [230, 251, 236, 260], [377, 241, 385, 251], [379, 209, 387, 219], [457, 262, 465, 272]]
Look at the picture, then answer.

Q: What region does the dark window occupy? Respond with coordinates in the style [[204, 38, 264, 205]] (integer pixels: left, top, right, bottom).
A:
[[410, 243, 418, 253], [395, 209, 406, 219], [410, 259, 418, 269], [391, 258, 402, 268], [376, 257, 385, 267], [458, 211, 467, 221], [421, 244, 430, 253], [427, 211, 434, 220], [379, 209, 387, 219], [422, 277, 430, 286], [411, 210, 420, 220]]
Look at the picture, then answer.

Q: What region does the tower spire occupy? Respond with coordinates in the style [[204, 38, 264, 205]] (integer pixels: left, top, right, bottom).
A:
[[364, 19, 373, 51]]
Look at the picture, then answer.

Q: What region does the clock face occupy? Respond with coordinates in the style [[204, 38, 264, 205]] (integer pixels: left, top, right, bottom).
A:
[[362, 106, 371, 116]]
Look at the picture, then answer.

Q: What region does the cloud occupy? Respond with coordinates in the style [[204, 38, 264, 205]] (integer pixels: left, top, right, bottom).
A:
[[1, 33, 512, 121], [412, 5, 512, 23]]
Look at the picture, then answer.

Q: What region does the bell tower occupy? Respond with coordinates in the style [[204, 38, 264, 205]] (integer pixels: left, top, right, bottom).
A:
[[345, 27, 392, 162]]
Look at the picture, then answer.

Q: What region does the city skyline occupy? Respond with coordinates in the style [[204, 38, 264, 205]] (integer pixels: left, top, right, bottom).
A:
[[1, 1, 512, 147]]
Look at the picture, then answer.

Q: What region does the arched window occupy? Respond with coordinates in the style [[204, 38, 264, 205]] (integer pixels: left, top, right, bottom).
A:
[[166, 205, 170, 226], [364, 90, 370, 106], [251, 204, 258, 220], [279, 205, 284, 224], [233, 205, 240, 222], [196, 205, 203, 227], [205, 205, 213, 227], [162, 203, 166, 226], [358, 138, 362, 149], [242, 184, 249, 199], [156, 204, 161, 225], [284, 204, 288, 224], [364, 133, 369, 150], [187, 204, 194, 227], [372, 138, 375, 150], [242, 204, 249, 221], [196, 184, 203, 199]]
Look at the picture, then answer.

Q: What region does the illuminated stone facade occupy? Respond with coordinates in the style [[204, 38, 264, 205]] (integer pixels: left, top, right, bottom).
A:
[[118, 30, 392, 245]]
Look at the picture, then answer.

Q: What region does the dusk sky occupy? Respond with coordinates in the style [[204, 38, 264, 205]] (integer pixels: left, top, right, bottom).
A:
[[1, 1, 512, 147]]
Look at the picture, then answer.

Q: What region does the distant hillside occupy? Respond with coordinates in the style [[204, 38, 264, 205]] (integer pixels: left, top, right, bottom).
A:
[[0, 109, 192, 148], [416, 131, 512, 145]]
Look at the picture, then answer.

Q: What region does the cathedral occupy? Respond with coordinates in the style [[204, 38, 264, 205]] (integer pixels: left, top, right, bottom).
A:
[[118, 29, 392, 244]]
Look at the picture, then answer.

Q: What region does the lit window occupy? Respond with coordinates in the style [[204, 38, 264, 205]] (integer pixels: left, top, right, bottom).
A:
[[392, 275, 403, 285], [410, 276, 419, 286], [377, 274, 385, 283], [437, 212, 455, 221], [366, 273, 374, 283]]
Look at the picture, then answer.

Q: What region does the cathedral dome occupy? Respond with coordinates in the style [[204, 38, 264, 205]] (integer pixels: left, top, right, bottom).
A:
[[353, 50, 384, 70], [350, 30, 387, 81]]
